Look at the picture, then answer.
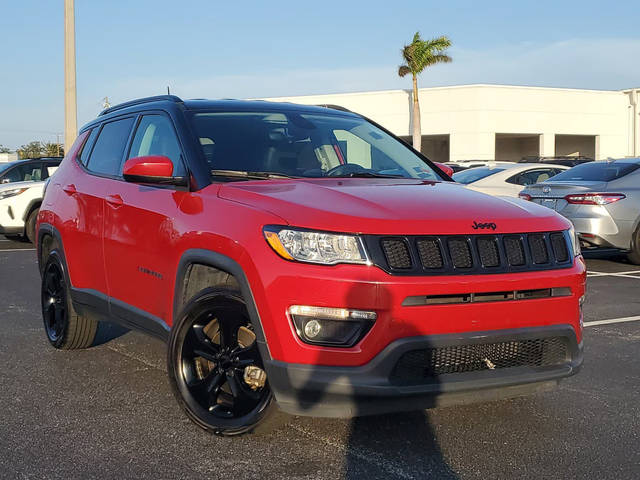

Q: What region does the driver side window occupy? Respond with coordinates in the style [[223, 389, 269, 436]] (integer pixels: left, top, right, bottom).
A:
[[128, 115, 186, 176]]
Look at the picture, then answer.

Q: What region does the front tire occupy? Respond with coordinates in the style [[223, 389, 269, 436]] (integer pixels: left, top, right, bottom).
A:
[[168, 287, 280, 436], [25, 208, 39, 244], [41, 251, 98, 349]]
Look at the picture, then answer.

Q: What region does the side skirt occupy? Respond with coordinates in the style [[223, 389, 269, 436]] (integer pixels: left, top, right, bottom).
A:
[[70, 288, 169, 342]]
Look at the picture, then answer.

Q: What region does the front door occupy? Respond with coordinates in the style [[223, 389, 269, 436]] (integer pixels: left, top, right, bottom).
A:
[[102, 113, 188, 329]]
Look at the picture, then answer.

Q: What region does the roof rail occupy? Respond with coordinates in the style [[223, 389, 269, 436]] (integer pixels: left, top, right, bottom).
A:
[[99, 95, 183, 116], [315, 104, 352, 113]]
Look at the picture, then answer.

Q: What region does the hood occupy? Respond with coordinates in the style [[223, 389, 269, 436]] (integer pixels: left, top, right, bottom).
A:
[[219, 178, 570, 235]]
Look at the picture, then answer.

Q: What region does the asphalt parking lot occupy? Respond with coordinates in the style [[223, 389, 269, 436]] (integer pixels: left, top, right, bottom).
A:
[[1, 237, 639, 479]]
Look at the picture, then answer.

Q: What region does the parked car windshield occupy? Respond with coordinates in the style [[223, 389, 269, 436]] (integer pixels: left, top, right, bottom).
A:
[[189, 111, 442, 180], [452, 167, 507, 184], [0, 161, 17, 174], [547, 161, 640, 182]]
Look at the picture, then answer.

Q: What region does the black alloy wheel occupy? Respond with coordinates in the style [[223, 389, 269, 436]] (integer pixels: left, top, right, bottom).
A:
[[41, 256, 68, 343], [169, 288, 275, 436]]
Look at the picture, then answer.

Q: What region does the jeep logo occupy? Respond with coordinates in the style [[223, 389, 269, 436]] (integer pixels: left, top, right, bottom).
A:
[[472, 221, 497, 230]]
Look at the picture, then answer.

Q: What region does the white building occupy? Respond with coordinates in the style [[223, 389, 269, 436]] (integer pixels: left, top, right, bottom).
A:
[[265, 84, 640, 163], [0, 152, 18, 163]]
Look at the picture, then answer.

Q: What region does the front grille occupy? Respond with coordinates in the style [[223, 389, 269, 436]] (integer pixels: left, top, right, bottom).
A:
[[366, 231, 572, 275], [448, 238, 473, 268], [391, 337, 568, 384], [504, 236, 526, 266], [416, 238, 444, 269], [380, 239, 412, 269], [529, 234, 549, 264], [550, 233, 569, 262], [477, 236, 500, 267]]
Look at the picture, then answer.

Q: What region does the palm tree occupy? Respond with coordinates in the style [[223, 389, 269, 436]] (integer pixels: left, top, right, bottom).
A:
[[399, 32, 452, 152]]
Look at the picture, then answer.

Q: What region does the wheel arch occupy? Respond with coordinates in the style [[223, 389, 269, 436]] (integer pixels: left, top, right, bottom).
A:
[[22, 198, 42, 222], [173, 249, 272, 362]]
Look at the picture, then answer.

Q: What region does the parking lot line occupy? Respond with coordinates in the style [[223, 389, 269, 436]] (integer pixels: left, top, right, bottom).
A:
[[0, 248, 36, 252], [587, 270, 640, 279], [584, 315, 640, 327]]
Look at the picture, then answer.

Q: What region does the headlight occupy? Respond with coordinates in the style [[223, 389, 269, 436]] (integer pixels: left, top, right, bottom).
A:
[[263, 226, 369, 265], [0, 187, 28, 200], [568, 225, 581, 257]]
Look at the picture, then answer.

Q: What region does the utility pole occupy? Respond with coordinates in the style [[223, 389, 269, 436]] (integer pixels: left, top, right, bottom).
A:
[[64, 0, 77, 152]]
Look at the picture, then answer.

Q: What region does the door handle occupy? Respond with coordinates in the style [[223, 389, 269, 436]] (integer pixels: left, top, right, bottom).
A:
[[105, 194, 124, 208], [63, 184, 77, 195]]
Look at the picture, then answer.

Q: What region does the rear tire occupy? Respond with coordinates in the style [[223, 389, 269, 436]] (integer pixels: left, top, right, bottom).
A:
[[41, 250, 98, 349], [25, 208, 39, 244], [626, 226, 640, 265], [168, 287, 284, 436]]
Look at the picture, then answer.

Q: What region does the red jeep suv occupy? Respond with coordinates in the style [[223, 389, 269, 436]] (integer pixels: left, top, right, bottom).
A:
[[37, 95, 585, 436]]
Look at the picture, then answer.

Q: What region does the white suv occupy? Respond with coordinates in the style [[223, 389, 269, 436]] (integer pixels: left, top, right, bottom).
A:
[[0, 160, 60, 242]]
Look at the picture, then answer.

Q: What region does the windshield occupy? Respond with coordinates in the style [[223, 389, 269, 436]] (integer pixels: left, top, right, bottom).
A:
[[452, 167, 506, 184], [189, 111, 442, 180], [547, 161, 640, 182]]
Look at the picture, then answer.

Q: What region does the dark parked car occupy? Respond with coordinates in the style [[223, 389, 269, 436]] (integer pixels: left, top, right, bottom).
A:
[[518, 156, 593, 168]]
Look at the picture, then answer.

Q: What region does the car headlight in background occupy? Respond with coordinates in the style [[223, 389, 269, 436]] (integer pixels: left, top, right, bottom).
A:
[[288, 305, 376, 346], [0, 187, 28, 200], [264, 226, 369, 265], [568, 225, 581, 257]]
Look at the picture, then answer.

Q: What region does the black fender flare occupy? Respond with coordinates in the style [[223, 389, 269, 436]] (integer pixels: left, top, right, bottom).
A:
[[22, 199, 42, 222], [173, 249, 273, 362], [37, 223, 68, 279]]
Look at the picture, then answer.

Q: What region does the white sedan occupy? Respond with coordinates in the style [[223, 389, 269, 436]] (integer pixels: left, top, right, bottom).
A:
[[452, 163, 569, 197]]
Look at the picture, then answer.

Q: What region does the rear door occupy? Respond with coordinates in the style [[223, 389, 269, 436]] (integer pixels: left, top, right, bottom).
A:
[[68, 117, 135, 295], [102, 113, 188, 329]]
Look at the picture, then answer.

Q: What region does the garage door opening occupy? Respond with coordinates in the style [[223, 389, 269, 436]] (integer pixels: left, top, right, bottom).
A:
[[555, 135, 596, 159], [495, 133, 540, 161], [400, 134, 450, 163]]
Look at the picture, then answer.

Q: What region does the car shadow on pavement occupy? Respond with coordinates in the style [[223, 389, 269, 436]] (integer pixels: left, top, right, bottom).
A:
[[287, 285, 459, 479], [92, 321, 130, 346]]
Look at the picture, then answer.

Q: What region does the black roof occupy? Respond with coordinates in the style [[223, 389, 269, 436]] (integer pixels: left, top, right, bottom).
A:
[[93, 95, 359, 126]]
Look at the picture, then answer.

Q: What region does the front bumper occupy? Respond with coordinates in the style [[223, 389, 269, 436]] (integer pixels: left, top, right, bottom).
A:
[[0, 225, 23, 235], [267, 325, 583, 417]]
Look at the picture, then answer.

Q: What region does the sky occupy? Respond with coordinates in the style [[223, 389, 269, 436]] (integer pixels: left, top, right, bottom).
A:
[[1, 0, 639, 149]]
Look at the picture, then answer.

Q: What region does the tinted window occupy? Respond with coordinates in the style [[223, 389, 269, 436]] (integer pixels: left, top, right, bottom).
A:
[[2, 162, 42, 183], [452, 167, 506, 184], [87, 118, 135, 176], [190, 111, 441, 180], [506, 168, 560, 186], [79, 128, 100, 166], [548, 162, 640, 182], [128, 115, 185, 176]]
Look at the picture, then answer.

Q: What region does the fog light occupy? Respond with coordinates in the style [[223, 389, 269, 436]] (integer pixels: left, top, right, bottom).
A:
[[288, 305, 377, 347], [304, 319, 322, 338]]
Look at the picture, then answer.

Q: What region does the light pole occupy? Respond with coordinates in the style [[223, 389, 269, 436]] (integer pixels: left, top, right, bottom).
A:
[[64, 0, 77, 152]]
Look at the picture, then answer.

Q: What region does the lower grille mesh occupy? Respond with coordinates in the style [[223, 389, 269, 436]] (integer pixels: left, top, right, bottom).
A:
[[391, 337, 568, 384], [380, 239, 411, 269]]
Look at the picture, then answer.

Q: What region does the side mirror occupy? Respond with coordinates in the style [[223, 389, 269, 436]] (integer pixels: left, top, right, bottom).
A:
[[122, 155, 187, 187]]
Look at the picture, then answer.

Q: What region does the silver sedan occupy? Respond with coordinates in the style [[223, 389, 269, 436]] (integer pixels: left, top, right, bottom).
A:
[[519, 158, 640, 264]]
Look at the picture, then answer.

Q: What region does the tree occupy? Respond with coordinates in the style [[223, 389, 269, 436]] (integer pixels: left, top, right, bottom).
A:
[[17, 141, 44, 159], [42, 142, 64, 157], [0, 145, 12, 154], [398, 32, 452, 152]]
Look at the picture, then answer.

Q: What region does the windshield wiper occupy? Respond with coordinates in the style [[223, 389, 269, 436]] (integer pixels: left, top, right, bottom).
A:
[[211, 169, 297, 180], [330, 172, 405, 179]]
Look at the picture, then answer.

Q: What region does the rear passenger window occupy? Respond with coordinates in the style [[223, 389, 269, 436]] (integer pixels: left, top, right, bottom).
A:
[[86, 118, 135, 176], [128, 115, 185, 176], [78, 128, 100, 166]]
